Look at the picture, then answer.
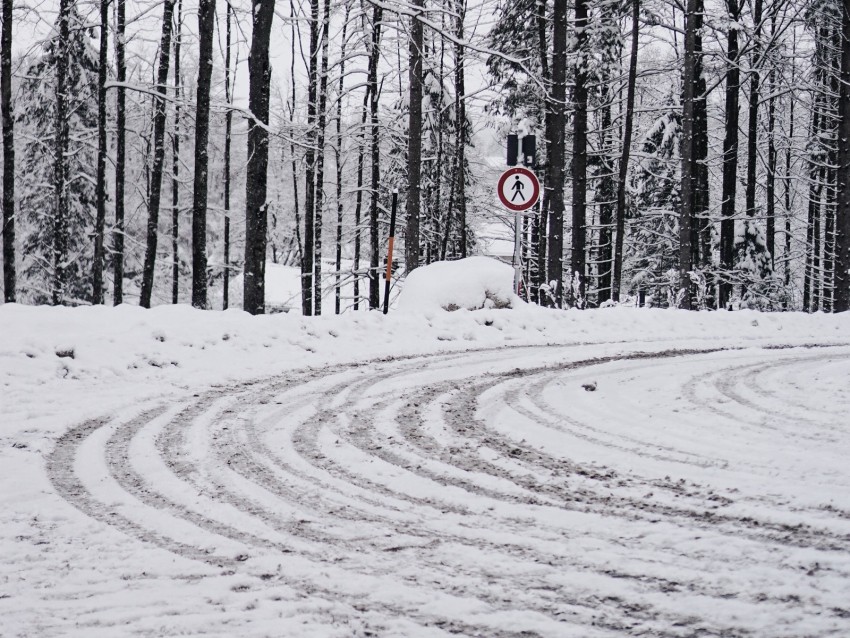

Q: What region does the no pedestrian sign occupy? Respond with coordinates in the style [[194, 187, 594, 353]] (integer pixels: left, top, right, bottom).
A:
[[497, 167, 540, 212]]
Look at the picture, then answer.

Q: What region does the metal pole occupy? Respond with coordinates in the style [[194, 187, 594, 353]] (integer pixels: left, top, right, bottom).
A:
[[383, 190, 398, 314], [513, 208, 522, 295]]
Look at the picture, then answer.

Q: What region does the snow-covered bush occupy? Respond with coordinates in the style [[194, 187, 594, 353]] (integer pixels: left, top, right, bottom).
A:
[[397, 256, 522, 313]]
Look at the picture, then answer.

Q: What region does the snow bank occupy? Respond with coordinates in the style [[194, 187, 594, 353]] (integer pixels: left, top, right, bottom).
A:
[[3, 300, 849, 444], [397, 256, 522, 313]]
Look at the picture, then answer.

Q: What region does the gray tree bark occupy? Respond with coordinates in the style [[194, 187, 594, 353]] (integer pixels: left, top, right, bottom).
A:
[[242, 0, 275, 314], [191, 0, 215, 308], [2, 0, 15, 302]]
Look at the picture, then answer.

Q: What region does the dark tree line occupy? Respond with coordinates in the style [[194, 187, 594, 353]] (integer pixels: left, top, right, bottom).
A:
[[1, 0, 850, 313]]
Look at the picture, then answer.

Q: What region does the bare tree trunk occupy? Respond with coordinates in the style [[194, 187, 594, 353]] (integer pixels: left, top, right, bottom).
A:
[[804, 127, 817, 311], [536, 0, 550, 302], [191, 0, 215, 308], [719, 0, 741, 307], [597, 90, 613, 304], [766, 15, 777, 269], [140, 0, 176, 307], [242, 0, 275, 314], [335, 3, 350, 315], [429, 16, 445, 265], [679, 0, 699, 309], [302, 0, 320, 315], [546, 0, 567, 306], [92, 0, 108, 303], [313, 0, 331, 315], [694, 0, 710, 275], [368, 4, 383, 310], [1, 0, 15, 302], [569, 0, 588, 307], [814, 165, 823, 311], [743, 0, 762, 281], [406, 0, 424, 272], [353, 92, 367, 311], [112, 0, 126, 305], [223, 0, 232, 309], [288, 1, 301, 302], [52, 0, 71, 305], [837, 3, 850, 311], [455, 0, 467, 258], [825, 26, 840, 313], [171, 0, 181, 304], [783, 32, 797, 307]]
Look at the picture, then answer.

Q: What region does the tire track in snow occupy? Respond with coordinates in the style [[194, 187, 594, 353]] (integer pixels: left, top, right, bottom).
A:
[[46, 344, 850, 637]]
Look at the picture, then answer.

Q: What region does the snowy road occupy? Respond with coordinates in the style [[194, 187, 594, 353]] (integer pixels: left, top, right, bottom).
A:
[[9, 342, 847, 636]]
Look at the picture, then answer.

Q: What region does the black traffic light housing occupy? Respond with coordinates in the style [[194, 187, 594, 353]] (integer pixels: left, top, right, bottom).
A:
[[507, 134, 519, 166]]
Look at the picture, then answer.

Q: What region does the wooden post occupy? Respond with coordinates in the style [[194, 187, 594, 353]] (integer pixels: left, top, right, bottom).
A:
[[383, 191, 398, 314]]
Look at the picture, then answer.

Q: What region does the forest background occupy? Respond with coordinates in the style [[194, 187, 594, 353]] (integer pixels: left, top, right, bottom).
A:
[[1, 0, 850, 314]]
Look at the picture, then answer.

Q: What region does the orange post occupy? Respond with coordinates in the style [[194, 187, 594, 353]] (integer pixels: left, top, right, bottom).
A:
[[383, 190, 398, 314]]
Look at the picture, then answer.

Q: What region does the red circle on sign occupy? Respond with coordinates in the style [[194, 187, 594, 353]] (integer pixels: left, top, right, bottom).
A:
[[497, 167, 540, 212]]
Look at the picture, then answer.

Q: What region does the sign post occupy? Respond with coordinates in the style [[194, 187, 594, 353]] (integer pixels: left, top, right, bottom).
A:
[[497, 167, 540, 296], [383, 190, 398, 315]]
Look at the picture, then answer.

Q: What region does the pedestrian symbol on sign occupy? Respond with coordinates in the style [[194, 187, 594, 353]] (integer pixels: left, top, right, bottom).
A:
[[511, 176, 525, 202]]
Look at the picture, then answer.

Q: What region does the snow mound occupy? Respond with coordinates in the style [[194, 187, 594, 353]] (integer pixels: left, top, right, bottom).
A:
[[397, 256, 522, 312]]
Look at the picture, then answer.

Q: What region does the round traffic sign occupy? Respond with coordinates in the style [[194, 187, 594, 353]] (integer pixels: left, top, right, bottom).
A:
[[497, 167, 540, 212]]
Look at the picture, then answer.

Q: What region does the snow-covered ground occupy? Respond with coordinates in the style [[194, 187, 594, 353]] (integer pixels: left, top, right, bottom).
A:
[[2, 259, 850, 636]]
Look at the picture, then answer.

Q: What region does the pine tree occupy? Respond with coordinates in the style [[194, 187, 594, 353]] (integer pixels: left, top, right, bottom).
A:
[[628, 109, 682, 306], [17, 3, 98, 304]]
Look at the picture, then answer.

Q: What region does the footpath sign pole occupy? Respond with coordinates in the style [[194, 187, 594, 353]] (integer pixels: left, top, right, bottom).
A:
[[497, 167, 540, 296], [383, 190, 398, 315]]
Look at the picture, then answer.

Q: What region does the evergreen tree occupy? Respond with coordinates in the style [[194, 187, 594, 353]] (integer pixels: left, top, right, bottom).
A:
[[17, 4, 98, 304], [628, 109, 681, 306]]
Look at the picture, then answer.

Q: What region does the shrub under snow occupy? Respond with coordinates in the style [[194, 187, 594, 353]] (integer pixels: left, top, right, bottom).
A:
[[396, 256, 523, 313]]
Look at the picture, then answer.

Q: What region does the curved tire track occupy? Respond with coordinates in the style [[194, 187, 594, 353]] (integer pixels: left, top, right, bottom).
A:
[[47, 344, 850, 637]]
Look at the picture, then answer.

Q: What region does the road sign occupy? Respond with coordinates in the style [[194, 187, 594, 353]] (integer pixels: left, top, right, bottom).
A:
[[497, 167, 540, 212]]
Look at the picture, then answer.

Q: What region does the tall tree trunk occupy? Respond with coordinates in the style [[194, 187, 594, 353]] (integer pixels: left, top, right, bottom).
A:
[[171, 0, 181, 304], [814, 164, 823, 311], [242, 0, 275, 314], [427, 17, 444, 264], [223, 0, 232, 309], [406, 0, 424, 273], [288, 1, 301, 301], [455, 0, 467, 258], [766, 15, 777, 269], [837, 2, 850, 311], [353, 92, 367, 311], [313, 0, 331, 315], [719, 0, 741, 307], [52, 0, 71, 305], [546, 0, 567, 306], [191, 0, 215, 308], [743, 0, 763, 284], [368, 5, 383, 310], [805, 100, 823, 313], [570, 0, 588, 307], [825, 26, 840, 313], [613, 0, 640, 303], [92, 0, 108, 303], [140, 0, 175, 308], [302, 0, 320, 315], [597, 91, 613, 303], [335, 3, 350, 315], [1, 0, 15, 302], [782, 30, 797, 308], [113, 0, 126, 305], [694, 0, 710, 273], [535, 0, 550, 302], [679, 0, 699, 309]]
